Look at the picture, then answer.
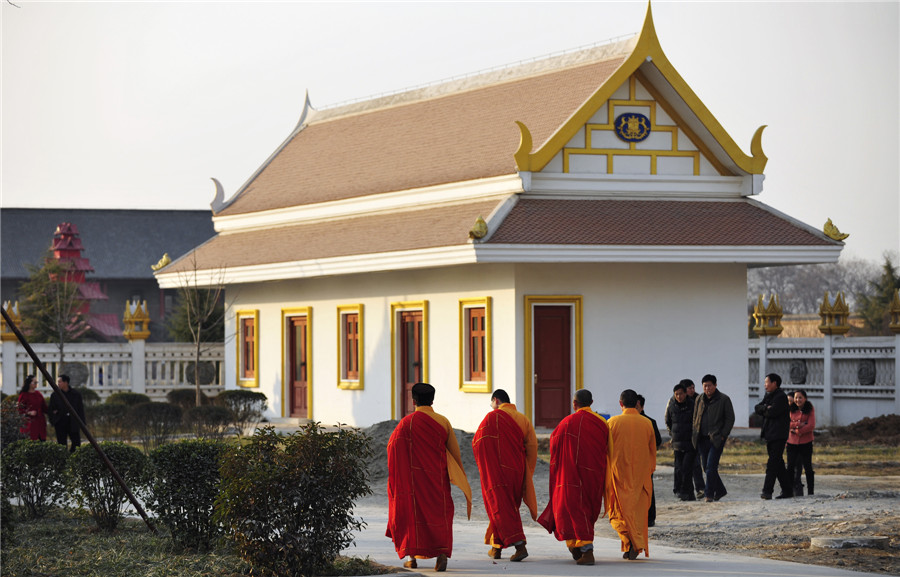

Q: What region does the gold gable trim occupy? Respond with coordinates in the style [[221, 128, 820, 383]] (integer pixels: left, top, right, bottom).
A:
[[515, 3, 767, 176]]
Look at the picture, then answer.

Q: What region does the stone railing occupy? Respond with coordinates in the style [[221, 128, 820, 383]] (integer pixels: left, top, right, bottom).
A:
[[0, 341, 224, 402], [749, 335, 899, 427]]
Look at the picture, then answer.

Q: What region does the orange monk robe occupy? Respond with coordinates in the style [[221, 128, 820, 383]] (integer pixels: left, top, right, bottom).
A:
[[537, 407, 609, 548], [472, 403, 538, 548], [606, 407, 656, 557], [386, 406, 472, 560]]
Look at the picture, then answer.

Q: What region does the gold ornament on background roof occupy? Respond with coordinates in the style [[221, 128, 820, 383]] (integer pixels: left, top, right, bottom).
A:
[[123, 300, 151, 340], [752, 294, 783, 336], [823, 218, 849, 241], [151, 253, 171, 271], [1, 301, 20, 342], [889, 289, 900, 334], [468, 216, 488, 240], [818, 291, 851, 335]]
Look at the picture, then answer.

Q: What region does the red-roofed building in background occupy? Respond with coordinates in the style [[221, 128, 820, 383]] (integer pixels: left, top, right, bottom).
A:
[[49, 222, 119, 340]]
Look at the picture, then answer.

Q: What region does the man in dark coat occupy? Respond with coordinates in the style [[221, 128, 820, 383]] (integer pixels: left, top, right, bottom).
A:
[[665, 381, 697, 500], [636, 394, 661, 526], [692, 374, 735, 502], [754, 372, 793, 499], [48, 374, 86, 452]]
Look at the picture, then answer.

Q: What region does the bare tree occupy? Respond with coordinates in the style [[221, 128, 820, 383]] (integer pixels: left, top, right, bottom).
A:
[[165, 252, 227, 407]]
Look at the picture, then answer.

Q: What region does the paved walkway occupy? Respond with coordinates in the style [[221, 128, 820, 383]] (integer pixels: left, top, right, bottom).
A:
[[344, 504, 874, 577]]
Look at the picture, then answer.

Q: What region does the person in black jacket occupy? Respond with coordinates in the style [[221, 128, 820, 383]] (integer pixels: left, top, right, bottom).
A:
[[754, 373, 793, 499], [665, 381, 696, 500], [636, 394, 661, 527], [48, 374, 86, 452]]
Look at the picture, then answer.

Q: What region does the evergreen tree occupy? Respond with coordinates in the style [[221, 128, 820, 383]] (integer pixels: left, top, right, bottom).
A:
[[18, 255, 89, 365], [855, 254, 900, 335]]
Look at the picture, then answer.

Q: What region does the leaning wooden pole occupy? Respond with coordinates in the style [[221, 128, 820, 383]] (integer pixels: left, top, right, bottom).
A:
[[1, 306, 158, 534]]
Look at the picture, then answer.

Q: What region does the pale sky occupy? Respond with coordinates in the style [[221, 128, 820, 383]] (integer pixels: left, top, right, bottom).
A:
[[2, 1, 898, 263]]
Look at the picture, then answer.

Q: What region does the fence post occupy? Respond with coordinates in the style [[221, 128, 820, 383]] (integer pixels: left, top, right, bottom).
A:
[[821, 334, 834, 427], [817, 291, 850, 428], [1, 301, 20, 395], [124, 300, 151, 394], [758, 335, 769, 400]]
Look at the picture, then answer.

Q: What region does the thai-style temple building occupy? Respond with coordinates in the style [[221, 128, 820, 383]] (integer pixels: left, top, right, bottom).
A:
[[155, 6, 844, 429]]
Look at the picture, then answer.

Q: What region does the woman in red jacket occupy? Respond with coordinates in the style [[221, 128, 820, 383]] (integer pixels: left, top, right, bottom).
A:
[[17, 374, 48, 441], [787, 389, 815, 496]]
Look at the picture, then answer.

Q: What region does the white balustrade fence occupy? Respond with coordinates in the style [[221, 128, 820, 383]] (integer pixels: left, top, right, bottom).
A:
[[0, 341, 224, 402], [749, 334, 900, 426]]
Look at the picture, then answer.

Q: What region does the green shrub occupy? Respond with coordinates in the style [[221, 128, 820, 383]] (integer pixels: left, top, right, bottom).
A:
[[78, 387, 101, 406], [1, 440, 69, 518], [0, 494, 14, 548], [129, 402, 182, 454], [148, 439, 226, 550], [105, 392, 151, 406], [216, 424, 373, 577], [215, 390, 267, 436], [166, 388, 208, 411], [1, 396, 26, 450], [185, 405, 234, 440], [68, 441, 148, 532], [86, 403, 132, 440]]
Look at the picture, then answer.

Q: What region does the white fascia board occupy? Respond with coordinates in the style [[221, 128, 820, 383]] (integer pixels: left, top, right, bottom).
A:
[[528, 173, 748, 199], [212, 174, 525, 234], [473, 244, 843, 265], [155, 245, 479, 288]]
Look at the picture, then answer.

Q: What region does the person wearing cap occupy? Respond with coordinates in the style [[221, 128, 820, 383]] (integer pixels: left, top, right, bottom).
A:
[[606, 389, 656, 561], [386, 382, 472, 572], [537, 388, 609, 566], [472, 388, 538, 562]]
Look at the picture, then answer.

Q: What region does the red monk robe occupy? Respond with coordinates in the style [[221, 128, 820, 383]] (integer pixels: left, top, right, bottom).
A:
[[386, 406, 472, 560], [472, 403, 538, 548], [537, 407, 609, 547], [606, 407, 656, 558]]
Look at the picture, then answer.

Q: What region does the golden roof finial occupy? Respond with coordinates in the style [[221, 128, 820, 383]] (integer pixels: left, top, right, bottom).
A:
[[151, 253, 172, 271], [823, 218, 849, 241], [469, 216, 488, 240]]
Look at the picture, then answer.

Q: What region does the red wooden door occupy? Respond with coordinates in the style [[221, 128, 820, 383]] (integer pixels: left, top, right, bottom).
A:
[[534, 306, 571, 428], [399, 310, 423, 418], [288, 316, 308, 418]]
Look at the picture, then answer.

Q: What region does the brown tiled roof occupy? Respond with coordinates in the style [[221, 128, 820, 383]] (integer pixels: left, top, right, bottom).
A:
[[487, 199, 836, 247], [165, 200, 503, 274], [218, 57, 626, 216]]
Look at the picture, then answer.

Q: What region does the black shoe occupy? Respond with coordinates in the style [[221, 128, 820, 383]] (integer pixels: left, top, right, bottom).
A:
[[775, 492, 793, 499], [678, 493, 696, 501], [696, 489, 706, 500], [760, 492, 772, 500], [714, 489, 727, 501]]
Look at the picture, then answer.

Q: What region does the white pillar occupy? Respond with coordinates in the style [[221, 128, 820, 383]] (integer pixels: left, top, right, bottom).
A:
[[1, 340, 17, 395], [130, 338, 146, 394], [821, 334, 834, 427], [758, 335, 769, 400], [894, 333, 900, 417]]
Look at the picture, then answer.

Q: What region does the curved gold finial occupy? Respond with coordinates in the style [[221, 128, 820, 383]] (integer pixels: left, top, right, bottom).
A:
[[468, 216, 488, 240], [750, 125, 768, 173], [514, 121, 533, 171], [823, 218, 849, 241], [151, 253, 172, 272]]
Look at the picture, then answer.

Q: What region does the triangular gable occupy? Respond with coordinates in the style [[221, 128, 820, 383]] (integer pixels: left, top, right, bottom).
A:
[[538, 74, 724, 177], [515, 3, 767, 176]]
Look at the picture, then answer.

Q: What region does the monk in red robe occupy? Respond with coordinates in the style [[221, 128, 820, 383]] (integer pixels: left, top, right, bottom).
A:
[[472, 388, 538, 562], [537, 389, 609, 566], [386, 382, 472, 572], [606, 388, 657, 560]]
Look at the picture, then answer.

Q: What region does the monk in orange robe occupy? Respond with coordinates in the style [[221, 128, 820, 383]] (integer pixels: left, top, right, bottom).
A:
[[537, 389, 609, 566], [606, 388, 657, 560], [386, 382, 472, 572], [472, 388, 538, 562]]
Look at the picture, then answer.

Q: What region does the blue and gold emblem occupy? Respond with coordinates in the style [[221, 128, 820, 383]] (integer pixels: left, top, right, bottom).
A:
[[614, 112, 651, 142]]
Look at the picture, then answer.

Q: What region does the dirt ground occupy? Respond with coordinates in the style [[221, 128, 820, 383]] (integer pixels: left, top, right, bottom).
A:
[[363, 416, 900, 576]]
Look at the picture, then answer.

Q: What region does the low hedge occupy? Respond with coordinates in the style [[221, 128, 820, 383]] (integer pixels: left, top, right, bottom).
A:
[[185, 405, 233, 440], [105, 392, 151, 407], [1, 440, 70, 518], [148, 439, 226, 550], [216, 390, 267, 436], [68, 441, 148, 532], [129, 402, 182, 454]]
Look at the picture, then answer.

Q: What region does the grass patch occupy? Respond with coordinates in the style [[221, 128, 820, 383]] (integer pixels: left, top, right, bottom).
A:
[[1, 507, 392, 577]]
